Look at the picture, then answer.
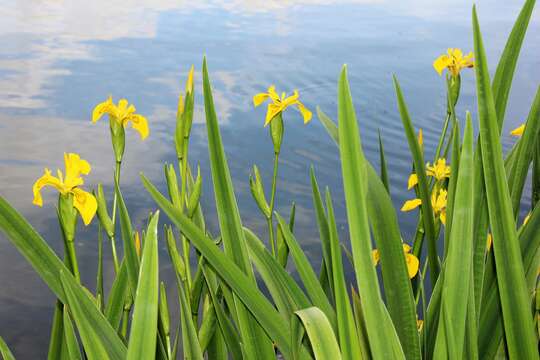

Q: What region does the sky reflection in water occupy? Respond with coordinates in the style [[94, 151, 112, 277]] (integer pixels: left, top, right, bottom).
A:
[[0, 0, 539, 356]]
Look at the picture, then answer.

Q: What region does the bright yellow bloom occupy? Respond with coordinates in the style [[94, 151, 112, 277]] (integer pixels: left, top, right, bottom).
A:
[[372, 243, 419, 279], [92, 96, 149, 140], [32, 153, 97, 225], [426, 158, 451, 181], [401, 189, 447, 225], [510, 124, 525, 137], [431, 189, 448, 225], [253, 86, 312, 126], [433, 48, 474, 77]]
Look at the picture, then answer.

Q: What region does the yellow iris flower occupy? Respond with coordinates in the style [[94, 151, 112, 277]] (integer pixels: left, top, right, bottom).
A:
[[401, 189, 448, 225], [92, 96, 149, 140], [253, 86, 312, 126], [433, 48, 474, 77], [406, 129, 424, 190], [426, 158, 451, 181], [510, 124, 525, 137], [32, 153, 97, 225], [372, 243, 419, 279]]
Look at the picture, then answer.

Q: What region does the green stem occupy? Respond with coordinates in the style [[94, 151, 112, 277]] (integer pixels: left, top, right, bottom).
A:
[[178, 137, 192, 291], [109, 161, 121, 273], [65, 240, 81, 283], [267, 153, 279, 257]]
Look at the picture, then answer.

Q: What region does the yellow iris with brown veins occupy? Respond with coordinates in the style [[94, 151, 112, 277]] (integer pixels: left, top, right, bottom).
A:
[[253, 86, 312, 126], [32, 153, 97, 225], [92, 96, 149, 140], [433, 48, 474, 77]]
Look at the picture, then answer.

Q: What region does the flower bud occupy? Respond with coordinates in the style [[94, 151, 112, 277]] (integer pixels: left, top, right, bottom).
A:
[[447, 74, 461, 114], [187, 166, 202, 218], [269, 112, 284, 155], [164, 164, 181, 209], [249, 165, 271, 218], [95, 184, 114, 238], [109, 117, 125, 163], [58, 193, 77, 242]]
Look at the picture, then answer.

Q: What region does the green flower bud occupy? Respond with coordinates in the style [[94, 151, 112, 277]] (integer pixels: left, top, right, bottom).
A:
[[58, 193, 77, 242], [249, 165, 271, 218], [109, 117, 125, 163], [269, 112, 284, 155], [95, 184, 114, 238], [187, 166, 202, 218], [164, 164, 181, 209]]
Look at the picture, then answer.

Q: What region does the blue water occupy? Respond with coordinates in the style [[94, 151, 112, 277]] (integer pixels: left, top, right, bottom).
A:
[[0, 1, 538, 357]]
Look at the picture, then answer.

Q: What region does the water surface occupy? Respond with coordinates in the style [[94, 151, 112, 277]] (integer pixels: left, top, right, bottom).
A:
[[0, 0, 539, 357]]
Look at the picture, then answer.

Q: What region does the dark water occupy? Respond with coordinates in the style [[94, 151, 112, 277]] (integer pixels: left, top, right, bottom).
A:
[[0, 1, 538, 357]]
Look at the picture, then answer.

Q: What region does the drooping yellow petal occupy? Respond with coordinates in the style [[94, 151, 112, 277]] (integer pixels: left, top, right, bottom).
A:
[[407, 173, 418, 190], [92, 96, 115, 123], [401, 198, 422, 212], [264, 103, 282, 126], [126, 114, 149, 140], [510, 124, 525, 137], [71, 188, 97, 225], [32, 169, 64, 206], [295, 101, 313, 124], [253, 92, 270, 107], [433, 55, 451, 75], [371, 249, 380, 266], [406, 253, 420, 278]]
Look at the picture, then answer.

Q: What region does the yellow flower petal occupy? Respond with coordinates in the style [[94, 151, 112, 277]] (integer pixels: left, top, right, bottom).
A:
[[267, 86, 280, 103], [264, 103, 282, 127], [417, 319, 424, 331], [282, 90, 300, 108], [440, 210, 446, 225], [433, 55, 451, 75], [407, 173, 418, 190], [92, 96, 115, 123], [406, 253, 419, 278], [486, 233, 492, 251], [253, 92, 270, 107], [401, 198, 422, 212], [64, 153, 90, 186], [426, 158, 451, 181], [32, 169, 64, 206], [510, 124, 525, 137], [296, 101, 312, 124], [71, 188, 97, 225], [402, 243, 412, 253], [127, 114, 149, 140]]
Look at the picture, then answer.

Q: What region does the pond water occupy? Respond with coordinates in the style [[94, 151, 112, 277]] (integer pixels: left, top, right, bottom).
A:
[[0, 0, 538, 357]]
